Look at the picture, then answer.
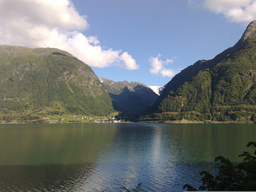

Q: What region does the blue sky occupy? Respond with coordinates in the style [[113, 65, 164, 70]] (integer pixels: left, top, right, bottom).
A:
[[0, 0, 255, 86]]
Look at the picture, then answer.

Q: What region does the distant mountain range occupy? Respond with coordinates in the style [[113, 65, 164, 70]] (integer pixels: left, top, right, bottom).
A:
[[0, 44, 160, 123], [3, 20, 256, 124], [0, 45, 114, 122], [100, 78, 158, 113], [139, 20, 256, 123]]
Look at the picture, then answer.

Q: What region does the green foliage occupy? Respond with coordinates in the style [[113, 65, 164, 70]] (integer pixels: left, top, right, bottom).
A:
[[19, 114, 46, 124], [158, 70, 212, 114], [139, 24, 256, 123], [0, 112, 47, 124], [183, 141, 256, 191], [251, 113, 256, 122], [69, 120, 81, 123], [0, 45, 115, 119]]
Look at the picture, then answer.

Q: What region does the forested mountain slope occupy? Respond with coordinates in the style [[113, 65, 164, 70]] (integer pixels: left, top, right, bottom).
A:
[[139, 21, 256, 122], [0, 45, 114, 122]]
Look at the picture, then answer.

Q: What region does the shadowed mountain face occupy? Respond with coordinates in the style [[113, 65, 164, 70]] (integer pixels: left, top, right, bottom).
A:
[[0, 45, 114, 118], [100, 78, 158, 113], [140, 20, 256, 122]]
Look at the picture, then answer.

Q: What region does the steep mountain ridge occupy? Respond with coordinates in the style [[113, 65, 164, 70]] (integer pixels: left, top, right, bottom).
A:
[[0, 45, 114, 122], [139, 20, 256, 122], [100, 78, 158, 113], [158, 21, 256, 104], [233, 20, 256, 52]]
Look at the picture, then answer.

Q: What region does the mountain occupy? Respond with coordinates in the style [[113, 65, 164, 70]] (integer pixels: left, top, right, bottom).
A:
[[148, 86, 164, 95], [139, 20, 256, 123], [100, 78, 158, 113], [0, 45, 114, 122]]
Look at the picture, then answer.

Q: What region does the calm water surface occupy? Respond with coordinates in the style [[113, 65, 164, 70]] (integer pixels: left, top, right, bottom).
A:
[[0, 123, 255, 191]]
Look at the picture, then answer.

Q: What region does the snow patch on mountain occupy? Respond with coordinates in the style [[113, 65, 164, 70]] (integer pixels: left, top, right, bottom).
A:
[[148, 86, 164, 95]]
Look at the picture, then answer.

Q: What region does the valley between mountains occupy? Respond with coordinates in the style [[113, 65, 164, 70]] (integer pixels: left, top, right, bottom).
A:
[[1, 21, 256, 124]]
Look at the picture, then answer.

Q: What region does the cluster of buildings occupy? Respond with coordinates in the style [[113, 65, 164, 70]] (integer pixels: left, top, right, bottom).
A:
[[94, 116, 121, 123], [71, 115, 121, 123], [94, 119, 121, 123], [72, 115, 92, 120]]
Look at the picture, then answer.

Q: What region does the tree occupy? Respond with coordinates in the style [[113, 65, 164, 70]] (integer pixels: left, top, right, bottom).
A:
[[183, 142, 256, 191]]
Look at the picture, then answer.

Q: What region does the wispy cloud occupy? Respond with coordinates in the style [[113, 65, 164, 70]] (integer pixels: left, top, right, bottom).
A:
[[188, 0, 256, 24], [149, 54, 176, 78], [0, 0, 139, 70]]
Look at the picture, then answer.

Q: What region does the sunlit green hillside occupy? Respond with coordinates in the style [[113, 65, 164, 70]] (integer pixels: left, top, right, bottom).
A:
[[0, 45, 114, 123], [139, 21, 256, 123]]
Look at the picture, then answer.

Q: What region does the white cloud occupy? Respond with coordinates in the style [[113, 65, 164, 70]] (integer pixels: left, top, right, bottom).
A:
[[149, 54, 176, 78], [0, 0, 139, 70], [149, 54, 163, 74], [120, 52, 140, 70], [188, 0, 256, 24], [62, 32, 121, 68], [160, 68, 175, 77]]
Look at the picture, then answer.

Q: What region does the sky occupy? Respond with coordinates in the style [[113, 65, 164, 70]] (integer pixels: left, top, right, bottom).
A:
[[0, 0, 256, 87]]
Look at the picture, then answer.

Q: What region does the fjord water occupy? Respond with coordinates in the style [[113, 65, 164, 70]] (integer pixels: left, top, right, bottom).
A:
[[0, 123, 255, 191]]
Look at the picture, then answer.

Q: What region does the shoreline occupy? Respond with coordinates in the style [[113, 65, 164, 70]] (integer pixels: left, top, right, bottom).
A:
[[0, 120, 254, 125]]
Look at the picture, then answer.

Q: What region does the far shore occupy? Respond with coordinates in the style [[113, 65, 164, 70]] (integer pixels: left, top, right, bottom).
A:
[[139, 119, 255, 124], [0, 119, 255, 125]]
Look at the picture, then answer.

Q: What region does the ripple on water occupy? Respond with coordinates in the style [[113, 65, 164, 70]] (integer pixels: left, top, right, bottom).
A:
[[1, 123, 253, 191], [0, 164, 95, 192]]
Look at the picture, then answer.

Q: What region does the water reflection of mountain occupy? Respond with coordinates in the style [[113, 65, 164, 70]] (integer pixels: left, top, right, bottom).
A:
[[0, 123, 118, 165], [164, 124, 256, 163], [0, 123, 255, 191], [0, 123, 119, 191]]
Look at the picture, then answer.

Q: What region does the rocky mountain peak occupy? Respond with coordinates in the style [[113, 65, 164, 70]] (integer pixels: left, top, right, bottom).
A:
[[233, 20, 256, 52], [241, 20, 256, 42]]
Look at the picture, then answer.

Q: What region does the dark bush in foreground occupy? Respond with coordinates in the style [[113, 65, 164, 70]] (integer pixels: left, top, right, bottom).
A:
[[183, 141, 256, 191]]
